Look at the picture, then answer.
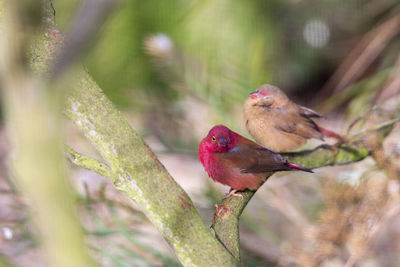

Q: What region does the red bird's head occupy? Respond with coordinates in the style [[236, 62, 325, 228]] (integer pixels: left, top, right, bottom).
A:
[[199, 125, 237, 155]]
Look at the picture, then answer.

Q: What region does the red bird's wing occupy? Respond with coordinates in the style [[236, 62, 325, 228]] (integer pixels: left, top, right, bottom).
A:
[[211, 149, 265, 190], [210, 139, 312, 190], [220, 144, 292, 174]]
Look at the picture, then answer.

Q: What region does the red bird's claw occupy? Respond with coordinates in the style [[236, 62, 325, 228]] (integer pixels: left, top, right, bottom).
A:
[[223, 189, 243, 199]]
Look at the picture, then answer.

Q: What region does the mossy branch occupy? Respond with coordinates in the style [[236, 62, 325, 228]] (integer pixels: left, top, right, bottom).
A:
[[65, 146, 112, 179], [63, 68, 238, 267], [211, 119, 397, 262], [27, 6, 238, 265]]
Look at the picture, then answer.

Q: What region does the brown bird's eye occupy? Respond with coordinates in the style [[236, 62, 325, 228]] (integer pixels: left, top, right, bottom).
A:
[[211, 136, 216, 142]]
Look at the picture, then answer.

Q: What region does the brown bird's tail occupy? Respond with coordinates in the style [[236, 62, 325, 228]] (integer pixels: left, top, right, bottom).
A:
[[287, 162, 313, 173], [317, 126, 342, 140]]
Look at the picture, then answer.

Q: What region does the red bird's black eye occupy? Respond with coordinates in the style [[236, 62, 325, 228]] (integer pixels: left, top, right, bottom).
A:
[[211, 136, 216, 142]]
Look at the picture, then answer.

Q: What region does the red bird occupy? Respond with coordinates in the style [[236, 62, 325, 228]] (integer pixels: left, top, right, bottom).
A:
[[198, 125, 312, 196]]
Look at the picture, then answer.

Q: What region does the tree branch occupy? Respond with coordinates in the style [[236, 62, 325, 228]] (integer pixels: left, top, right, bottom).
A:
[[0, 1, 96, 266], [64, 68, 238, 266], [29, 5, 238, 265], [211, 119, 397, 261], [65, 145, 112, 179]]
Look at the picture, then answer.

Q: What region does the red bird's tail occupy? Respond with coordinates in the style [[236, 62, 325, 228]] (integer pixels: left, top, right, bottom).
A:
[[317, 126, 342, 140], [287, 162, 313, 173]]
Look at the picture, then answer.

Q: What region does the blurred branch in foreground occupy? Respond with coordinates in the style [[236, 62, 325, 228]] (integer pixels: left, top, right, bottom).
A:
[[0, 1, 95, 266], [317, 10, 400, 107], [51, 0, 117, 79], [374, 52, 400, 105]]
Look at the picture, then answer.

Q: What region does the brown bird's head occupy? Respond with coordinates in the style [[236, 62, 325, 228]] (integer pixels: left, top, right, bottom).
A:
[[245, 84, 289, 109]]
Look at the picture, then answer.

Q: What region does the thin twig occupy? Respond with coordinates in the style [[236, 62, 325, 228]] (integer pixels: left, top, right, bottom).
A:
[[65, 145, 113, 179], [345, 105, 379, 136]]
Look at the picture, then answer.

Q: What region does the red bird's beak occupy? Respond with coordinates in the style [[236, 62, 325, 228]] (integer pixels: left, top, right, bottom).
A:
[[219, 137, 227, 147]]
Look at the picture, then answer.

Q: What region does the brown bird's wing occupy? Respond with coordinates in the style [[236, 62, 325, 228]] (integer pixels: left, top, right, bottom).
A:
[[273, 105, 324, 140], [219, 144, 292, 174], [299, 106, 325, 119]]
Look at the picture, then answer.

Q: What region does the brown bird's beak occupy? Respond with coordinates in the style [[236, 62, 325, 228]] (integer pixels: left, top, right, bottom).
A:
[[249, 90, 269, 100], [249, 91, 259, 99]]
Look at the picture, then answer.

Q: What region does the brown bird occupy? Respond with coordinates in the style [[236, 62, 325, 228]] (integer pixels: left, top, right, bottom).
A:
[[243, 84, 341, 152]]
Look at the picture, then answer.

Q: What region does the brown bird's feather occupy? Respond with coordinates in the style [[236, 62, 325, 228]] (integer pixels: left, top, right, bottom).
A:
[[243, 84, 337, 152], [300, 106, 325, 118]]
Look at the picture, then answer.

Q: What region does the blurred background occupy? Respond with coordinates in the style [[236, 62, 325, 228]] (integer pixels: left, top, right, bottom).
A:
[[2, 0, 400, 266]]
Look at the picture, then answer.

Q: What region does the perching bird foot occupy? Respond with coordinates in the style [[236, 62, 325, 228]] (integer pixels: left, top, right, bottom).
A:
[[223, 189, 243, 199]]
